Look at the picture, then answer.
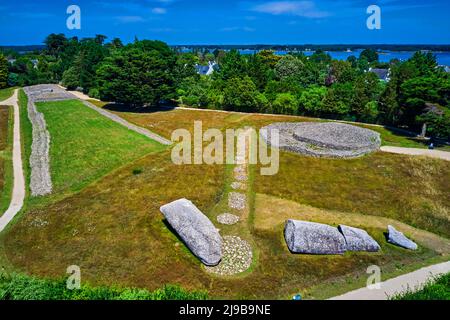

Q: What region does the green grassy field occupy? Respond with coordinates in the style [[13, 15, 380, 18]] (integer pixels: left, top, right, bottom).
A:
[[392, 272, 450, 300], [0, 104, 449, 299], [0, 88, 16, 102], [34, 99, 166, 200]]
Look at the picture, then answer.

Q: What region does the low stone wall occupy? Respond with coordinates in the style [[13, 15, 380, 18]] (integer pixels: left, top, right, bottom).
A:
[[24, 87, 53, 196]]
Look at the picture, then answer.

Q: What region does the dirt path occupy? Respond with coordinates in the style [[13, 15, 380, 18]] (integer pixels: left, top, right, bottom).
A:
[[0, 89, 25, 232], [381, 146, 450, 161], [330, 261, 450, 300]]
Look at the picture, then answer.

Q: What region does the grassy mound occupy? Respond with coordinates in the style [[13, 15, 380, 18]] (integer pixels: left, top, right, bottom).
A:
[[35, 99, 166, 196], [255, 151, 450, 237], [1, 106, 449, 299], [392, 272, 450, 300]]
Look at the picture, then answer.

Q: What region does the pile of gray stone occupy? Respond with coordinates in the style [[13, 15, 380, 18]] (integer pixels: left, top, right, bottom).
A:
[[205, 236, 253, 276], [160, 199, 223, 266], [261, 122, 381, 159], [228, 192, 246, 211], [24, 84, 76, 102], [284, 220, 418, 255]]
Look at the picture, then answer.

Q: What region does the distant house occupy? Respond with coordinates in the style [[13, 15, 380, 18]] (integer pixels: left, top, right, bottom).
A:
[[31, 59, 39, 69], [369, 68, 390, 82], [195, 61, 218, 76], [7, 58, 16, 64]]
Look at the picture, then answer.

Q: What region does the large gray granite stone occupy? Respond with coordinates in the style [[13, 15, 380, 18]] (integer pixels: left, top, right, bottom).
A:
[[338, 225, 381, 252], [160, 199, 223, 266], [387, 225, 418, 250], [284, 220, 347, 255]]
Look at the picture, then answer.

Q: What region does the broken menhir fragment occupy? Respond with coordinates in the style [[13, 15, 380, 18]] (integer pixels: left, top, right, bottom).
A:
[[338, 225, 380, 252], [284, 220, 347, 255]]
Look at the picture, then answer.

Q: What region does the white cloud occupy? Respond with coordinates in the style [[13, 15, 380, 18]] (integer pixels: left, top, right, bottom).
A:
[[252, 1, 330, 18], [116, 15, 145, 23], [221, 26, 255, 32], [152, 7, 167, 14]]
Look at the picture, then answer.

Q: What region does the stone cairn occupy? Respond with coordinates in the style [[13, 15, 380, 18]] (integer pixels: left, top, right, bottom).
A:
[[261, 122, 381, 159]]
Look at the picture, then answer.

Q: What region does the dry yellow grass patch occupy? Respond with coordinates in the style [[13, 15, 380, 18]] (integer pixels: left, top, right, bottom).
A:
[[254, 193, 450, 255]]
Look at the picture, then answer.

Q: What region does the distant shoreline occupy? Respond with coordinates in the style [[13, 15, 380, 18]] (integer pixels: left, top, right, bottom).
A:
[[2, 44, 450, 53]]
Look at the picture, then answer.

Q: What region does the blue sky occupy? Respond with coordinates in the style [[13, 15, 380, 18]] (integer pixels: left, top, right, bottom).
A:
[[0, 0, 449, 45]]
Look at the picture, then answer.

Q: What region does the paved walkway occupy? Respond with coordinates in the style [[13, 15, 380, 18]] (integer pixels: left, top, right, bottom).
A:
[[381, 146, 450, 161], [330, 261, 450, 300], [0, 89, 25, 232]]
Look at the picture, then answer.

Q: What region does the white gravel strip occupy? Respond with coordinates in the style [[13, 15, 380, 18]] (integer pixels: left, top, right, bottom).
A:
[[23, 87, 53, 196]]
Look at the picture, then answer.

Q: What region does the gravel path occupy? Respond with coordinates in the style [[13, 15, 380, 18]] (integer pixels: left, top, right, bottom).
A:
[[205, 236, 253, 276], [381, 146, 450, 161], [228, 192, 246, 211], [217, 213, 240, 225], [81, 100, 172, 146], [329, 261, 450, 300], [0, 90, 25, 232]]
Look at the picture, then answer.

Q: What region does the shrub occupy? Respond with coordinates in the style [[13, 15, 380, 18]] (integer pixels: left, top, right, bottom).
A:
[[391, 273, 450, 300], [0, 272, 208, 300]]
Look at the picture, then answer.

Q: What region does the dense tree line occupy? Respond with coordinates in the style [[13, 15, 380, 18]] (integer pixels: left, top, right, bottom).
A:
[[1, 34, 449, 140]]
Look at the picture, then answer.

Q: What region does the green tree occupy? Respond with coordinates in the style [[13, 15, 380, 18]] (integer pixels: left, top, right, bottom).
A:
[[272, 93, 298, 115], [0, 54, 9, 89], [97, 42, 175, 107], [223, 76, 260, 112], [360, 49, 379, 63], [216, 49, 247, 80], [298, 86, 327, 116], [275, 55, 303, 81]]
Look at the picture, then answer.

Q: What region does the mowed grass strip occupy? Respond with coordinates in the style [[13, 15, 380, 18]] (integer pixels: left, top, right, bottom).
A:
[[255, 151, 450, 237], [35, 99, 166, 196]]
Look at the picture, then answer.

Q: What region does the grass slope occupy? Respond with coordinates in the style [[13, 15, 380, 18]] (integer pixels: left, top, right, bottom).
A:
[[255, 151, 450, 237], [35, 99, 166, 198], [392, 272, 450, 300], [0, 88, 16, 102]]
